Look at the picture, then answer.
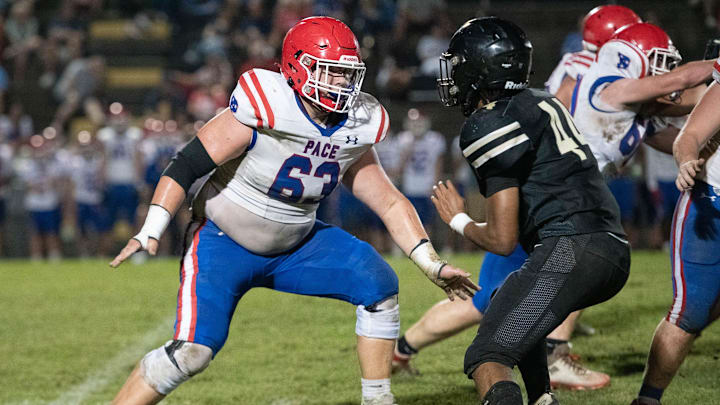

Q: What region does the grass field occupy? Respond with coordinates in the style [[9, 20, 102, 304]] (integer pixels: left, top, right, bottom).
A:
[[2, 251, 719, 404]]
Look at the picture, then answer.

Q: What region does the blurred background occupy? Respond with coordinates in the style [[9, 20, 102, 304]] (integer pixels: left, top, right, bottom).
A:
[[0, 0, 715, 259]]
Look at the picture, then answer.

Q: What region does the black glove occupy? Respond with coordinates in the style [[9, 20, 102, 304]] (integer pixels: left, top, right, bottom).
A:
[[704, 38, 720, 60]]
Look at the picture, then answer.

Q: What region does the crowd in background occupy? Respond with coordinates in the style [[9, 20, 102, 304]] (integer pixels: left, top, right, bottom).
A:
[[0, 0, 712, 259]]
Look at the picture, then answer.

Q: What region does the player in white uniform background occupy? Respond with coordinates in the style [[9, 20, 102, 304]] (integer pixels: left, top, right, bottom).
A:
[[97, 104, 144, 246], [108, 16, 477, 405], [65, 132, 106, 257], [397, 108, 447, 226], [15, 138, 66, 261], [572, 22, 713, 175], [631, 56, 720, 405], [545, 5, 641, 107]]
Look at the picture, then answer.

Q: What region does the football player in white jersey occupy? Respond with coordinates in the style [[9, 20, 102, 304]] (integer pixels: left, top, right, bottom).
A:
[[571, 22, 711, 174], [108, 17, 476, 405], [631, 58, 720, 405], [392, 5, 641, 391], [545, 5, 641, 107], [397, 108, 447, 226]]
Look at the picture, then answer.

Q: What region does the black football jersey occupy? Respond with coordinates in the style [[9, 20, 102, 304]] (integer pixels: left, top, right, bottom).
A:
[[459, 88, 625, 251]]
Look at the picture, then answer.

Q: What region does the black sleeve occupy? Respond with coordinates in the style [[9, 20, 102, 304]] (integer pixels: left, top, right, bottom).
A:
[[460, 108, 532, 196], [162, 137, 217, 193]]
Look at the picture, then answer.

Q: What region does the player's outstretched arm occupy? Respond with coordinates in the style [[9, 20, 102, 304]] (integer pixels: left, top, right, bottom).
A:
[[432, 180, 519, 256], [603, 60, 714, 107], [674, 81, 720, 191], [110, 109, 253, 268], [343, 149, 479, 301]]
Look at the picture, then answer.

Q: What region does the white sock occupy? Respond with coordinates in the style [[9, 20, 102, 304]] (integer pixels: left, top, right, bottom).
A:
[[361, 378, 391, 398]]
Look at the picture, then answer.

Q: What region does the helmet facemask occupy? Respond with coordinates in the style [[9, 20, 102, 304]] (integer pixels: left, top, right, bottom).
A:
[[647, 45, 681, 76], [298, 53, 366, 113], [437, 52, 463, 107]]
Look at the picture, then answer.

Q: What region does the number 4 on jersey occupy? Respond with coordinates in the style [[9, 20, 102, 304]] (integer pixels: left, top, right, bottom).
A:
[[538, 98, 588, 161]]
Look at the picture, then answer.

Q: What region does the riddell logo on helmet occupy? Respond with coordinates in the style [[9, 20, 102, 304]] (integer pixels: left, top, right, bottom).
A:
[[340, 55, 359, 63], [504, 81, 528, 90]]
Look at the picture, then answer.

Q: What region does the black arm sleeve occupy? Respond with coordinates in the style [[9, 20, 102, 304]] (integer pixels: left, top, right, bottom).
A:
[[161, 137, 218, 194]]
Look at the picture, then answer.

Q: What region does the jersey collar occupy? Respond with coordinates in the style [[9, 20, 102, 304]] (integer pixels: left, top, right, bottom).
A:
[[294, 93, 349, 137]]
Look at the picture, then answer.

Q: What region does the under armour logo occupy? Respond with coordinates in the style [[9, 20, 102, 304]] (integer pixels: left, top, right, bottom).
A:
[[617, 52, 631, 69], [700, 193, 717, 201], [346, 136, 358, 144]]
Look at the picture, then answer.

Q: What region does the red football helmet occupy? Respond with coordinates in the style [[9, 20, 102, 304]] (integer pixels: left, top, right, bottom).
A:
[[612, 22, 681, 75], [582, 5, 641, 51], [281, 16, 366, 113]]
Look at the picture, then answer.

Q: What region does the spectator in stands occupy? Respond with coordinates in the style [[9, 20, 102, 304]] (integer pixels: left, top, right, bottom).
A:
[[52, 55, 106, 129], [16, 136, 66, 261], [4, 0, 41, 83], [352, 0, 396, 39], [235, 0, 272, 35], [0, 101, 33, 144], [269, 0, 313, 46], [237, 36, 279, 75], [394, 0, 449, 40]]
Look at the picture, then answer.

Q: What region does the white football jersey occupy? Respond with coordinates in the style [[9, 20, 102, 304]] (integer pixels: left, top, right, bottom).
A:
[[698, 56, 720, 188], [572, 39, 654, 173], [16, 152, 63, 211], [544, 50, 594, 95], [67, 150, 104, 205], [214, 68, 390, 224], [98, 126, 142, 185], [397, 130, 446, 197]]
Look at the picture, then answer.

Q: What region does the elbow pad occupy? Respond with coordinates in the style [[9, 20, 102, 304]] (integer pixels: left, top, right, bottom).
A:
[[162, 137, 217, 193]]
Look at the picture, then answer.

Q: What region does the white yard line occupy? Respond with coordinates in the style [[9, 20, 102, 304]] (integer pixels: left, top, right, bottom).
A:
[[45, 317, 174, 405]]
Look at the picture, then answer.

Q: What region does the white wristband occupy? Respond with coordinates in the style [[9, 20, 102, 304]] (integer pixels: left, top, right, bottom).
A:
[[133, 205, 172, 249], [449, 213, 473, 236], [409, 240, 447, 282]]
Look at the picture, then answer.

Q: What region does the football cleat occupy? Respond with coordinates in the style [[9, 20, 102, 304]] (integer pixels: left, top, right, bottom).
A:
[[548, 343, 610, 390], [533, 392, 560, 405], [391, 352, 420, 376], [361, 393, 397, 405]]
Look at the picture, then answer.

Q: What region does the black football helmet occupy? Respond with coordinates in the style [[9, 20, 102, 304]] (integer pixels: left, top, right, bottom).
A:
[[438, 17, 533, 116]]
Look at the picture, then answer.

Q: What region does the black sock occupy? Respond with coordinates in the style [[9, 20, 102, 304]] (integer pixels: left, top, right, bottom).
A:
[[639, 384, 664, 401], [396, 336, 418, 356], [519, 340, 551, 404], [546, 338, 567, 355]]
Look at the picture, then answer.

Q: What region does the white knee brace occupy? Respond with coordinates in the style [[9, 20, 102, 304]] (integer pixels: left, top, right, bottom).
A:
[[140, 340, 213, 395], [355, 295, 400, 339]]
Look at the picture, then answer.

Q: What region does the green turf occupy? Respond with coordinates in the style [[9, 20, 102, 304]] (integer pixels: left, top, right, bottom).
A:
[[1, 251, 718, 404]]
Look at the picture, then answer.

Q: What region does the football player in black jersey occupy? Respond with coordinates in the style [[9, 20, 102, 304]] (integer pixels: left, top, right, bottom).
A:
[[434, 17, 631, 405]]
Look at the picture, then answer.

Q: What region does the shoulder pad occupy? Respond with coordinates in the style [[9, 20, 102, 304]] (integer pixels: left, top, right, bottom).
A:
[[596, 40, 649, 78], [348, 92, 390, 144], [565, 50, 594, 79], [230, 69, 279, 129], [460, 105, 531, 175]]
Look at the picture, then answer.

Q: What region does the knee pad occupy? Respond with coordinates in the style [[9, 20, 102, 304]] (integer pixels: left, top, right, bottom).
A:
[[140, 340, 213, 395], [355, 295, 400, 339], [482, 381, 523, 405]]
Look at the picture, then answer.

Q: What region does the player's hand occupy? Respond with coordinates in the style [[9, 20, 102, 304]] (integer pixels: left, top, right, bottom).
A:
[[676, 158, 705, 191], [109, 238, 159, 268], [436, 264, 480, 301], [431, 180, 465, 224]]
